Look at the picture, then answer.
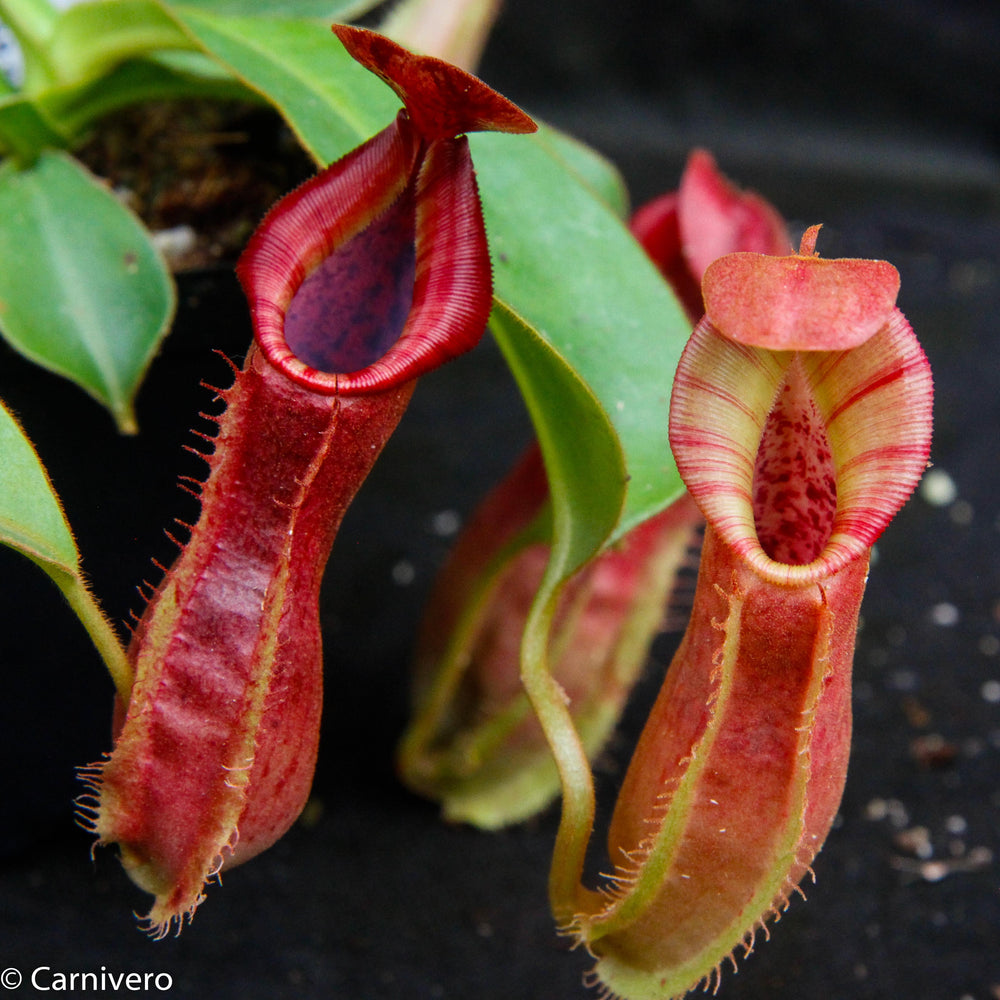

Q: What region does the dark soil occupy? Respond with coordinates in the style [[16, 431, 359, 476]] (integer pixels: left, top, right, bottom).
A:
[[76, 100, 316, 270]]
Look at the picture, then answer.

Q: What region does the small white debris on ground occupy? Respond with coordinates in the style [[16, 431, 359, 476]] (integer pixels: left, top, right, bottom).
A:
[[889, 846, 993, 883], [944, 814, 968, 835], [151, 225, 199, 264], [869, 799, 994, 884], [980, 679, 1000, 703], [865, 797, 910, 828], [430, 509, 462, 537], [928, 602, 960, 627], [920, 467, 958, 507]]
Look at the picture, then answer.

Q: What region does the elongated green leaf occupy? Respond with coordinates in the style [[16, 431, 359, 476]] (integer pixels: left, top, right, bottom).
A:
[[490, 302, 624, 579], [169, 8, 398, 155], [0, 45, 249, 161], [537, 126, 630, 220], [0, 396, 132, 696], [0, 90, 70, 158], [0, 53, 252, 159], [0, 0, 60, 91], [0, 150, 175, 432], [473, 128, 686, 539], [0, 0, 58, 51], [48, 0, 195, 88], [0, 396, 79, 575], [39, 54, 254, 144]]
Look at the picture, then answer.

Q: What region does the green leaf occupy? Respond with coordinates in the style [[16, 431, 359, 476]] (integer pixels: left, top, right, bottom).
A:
[[474, 127, 687, 540], [0, 0, 58, 50], [0, 0, 60, 91], [0, 150, 175, 432], [490, 302, 624, 580], [0, 395, 79, 575], [0, 90, 70, 158], [47, 0, 196, 88], [168, 7, 398, 157], [538, 126, 631, 219], [0, 396, 132, 697], [40, 54, 254, 145], [0, 53, 253, 160]]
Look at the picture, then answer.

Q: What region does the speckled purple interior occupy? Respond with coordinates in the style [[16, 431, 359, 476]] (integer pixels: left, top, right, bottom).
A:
[[284, 194, 417, 375]]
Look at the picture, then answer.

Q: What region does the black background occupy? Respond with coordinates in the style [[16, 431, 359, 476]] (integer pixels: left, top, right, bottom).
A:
[[2, 1, 998, 998]]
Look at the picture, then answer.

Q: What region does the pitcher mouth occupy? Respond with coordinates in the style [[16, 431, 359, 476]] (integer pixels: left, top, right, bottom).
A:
[[281, 190, 417, 379], [236, 27, 535, 398], [669, 309, 933, 588]]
